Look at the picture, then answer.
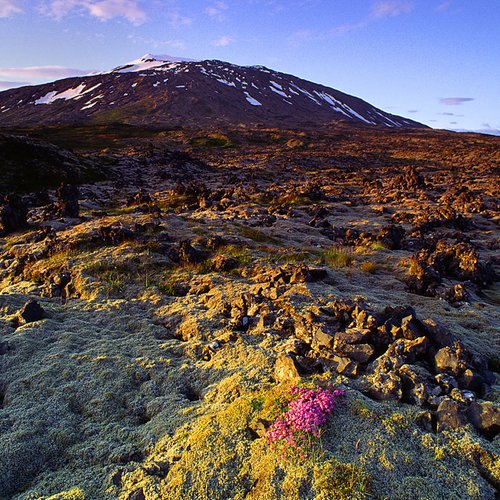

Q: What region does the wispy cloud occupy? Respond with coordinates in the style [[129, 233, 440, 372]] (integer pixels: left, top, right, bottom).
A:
[[0, 0, 22, 17], [0, 66, 90, 80], [127, 34, 185, 50], [0, 80, 30, 90], [436, 0, 452, 12], [205, 1, 228, 21], [371, 0, 413, 18], [407, 110, 418, 113], [42, 0, 147, 25], [166, 9, 192, 27], [211, 35, 234, 47], [290, 0, 414, 44], [440, 97, 474, 105]]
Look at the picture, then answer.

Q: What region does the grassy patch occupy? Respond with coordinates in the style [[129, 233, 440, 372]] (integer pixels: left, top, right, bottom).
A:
[[216, 244, 253, 265], [83, 261, 131, 297], [370, 242, 387, 251], [238, 225, 280, 244], [189, 133, 237, 148], [23, 249, 77, 283], [313, 458, 371, 500], [360, 260, 378, 274], [321, 246, 354, 268]]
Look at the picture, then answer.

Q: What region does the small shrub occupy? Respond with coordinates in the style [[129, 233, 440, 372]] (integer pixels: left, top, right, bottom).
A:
[[322, 247, 353, 268], [360, 261, 377, 274], [370, 242, 387, 251], [189, 134, 236, 148]]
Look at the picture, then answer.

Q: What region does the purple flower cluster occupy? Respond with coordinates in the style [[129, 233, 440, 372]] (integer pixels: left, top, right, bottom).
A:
[[266, 385, 345, 456]]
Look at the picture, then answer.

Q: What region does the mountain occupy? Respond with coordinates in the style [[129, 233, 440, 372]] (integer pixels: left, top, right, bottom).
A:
[[0, 54, 426, 129]]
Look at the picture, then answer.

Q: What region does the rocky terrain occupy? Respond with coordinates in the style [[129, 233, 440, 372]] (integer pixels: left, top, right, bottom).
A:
[[0, 123, 499, 499]]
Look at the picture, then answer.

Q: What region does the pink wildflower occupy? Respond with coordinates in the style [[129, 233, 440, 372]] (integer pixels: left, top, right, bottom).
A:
[[266, 385, 345, 457]]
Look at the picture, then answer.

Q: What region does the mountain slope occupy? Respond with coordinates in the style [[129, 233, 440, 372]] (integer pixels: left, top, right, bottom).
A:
[[0, 55, 426, 129]]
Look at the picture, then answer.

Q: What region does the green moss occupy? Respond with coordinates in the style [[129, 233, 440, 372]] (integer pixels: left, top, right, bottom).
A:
[[313, 457, 371, 500]]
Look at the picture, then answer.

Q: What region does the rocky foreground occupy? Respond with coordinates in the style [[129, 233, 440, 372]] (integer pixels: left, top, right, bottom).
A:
[[0, 125, 499, 499]]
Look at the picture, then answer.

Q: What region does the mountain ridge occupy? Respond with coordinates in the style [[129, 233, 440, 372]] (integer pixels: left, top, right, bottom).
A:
[[0, 55, 427, 129]]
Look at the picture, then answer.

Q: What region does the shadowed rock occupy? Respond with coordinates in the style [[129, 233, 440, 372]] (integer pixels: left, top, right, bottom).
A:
[[56, 183, 79, 218], [0, 194, 28, 234], [19, 300, 45, 323]]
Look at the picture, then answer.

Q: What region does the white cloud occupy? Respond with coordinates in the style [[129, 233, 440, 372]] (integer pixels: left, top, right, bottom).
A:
[[0, 66, 90, 80], [42, 0, 146, 24], [211, 35, 234, 47], [0, 0, 22, 17], [87, 0, 146, 23], [371, 0, 413, 19], [205, 1, 228, 21]]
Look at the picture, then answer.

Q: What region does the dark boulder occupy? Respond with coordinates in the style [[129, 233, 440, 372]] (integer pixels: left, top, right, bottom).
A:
[[19, 300, 45, 323], [178, 240, 207, 265]]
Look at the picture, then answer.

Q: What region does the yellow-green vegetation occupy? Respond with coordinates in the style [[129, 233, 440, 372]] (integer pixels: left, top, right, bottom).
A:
[[118, 380, 371, 500], [82, 260, 131, 297], [274, 249, 312, 265], [1, 271, 498, 499], [370, 242, 387, 251], [280, 193, 314, 206], [359, 260, 378, 274], [217, 244, 253, 265], [189, 133, 237, 148], [42, 487, 86, 500], [237, 224, 280, 244], [114, 374, 498, 500], [321, 246, 354, 268]]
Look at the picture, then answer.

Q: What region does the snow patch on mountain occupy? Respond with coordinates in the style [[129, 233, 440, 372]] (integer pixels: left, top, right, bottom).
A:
[[34, 83, 102, 105], [111, 54, 197, 74], [244, 92, 262, 106]]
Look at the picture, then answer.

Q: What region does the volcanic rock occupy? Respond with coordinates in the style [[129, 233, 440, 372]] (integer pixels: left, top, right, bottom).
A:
[[467, 402, 500, 439], [19, 300, 45, 323]]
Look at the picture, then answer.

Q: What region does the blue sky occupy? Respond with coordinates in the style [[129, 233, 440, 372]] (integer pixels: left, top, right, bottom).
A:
[[0, 0, 499, 134]]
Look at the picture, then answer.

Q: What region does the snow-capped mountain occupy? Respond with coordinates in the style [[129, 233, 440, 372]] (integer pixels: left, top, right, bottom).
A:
[[0, 55, 426, 129]]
